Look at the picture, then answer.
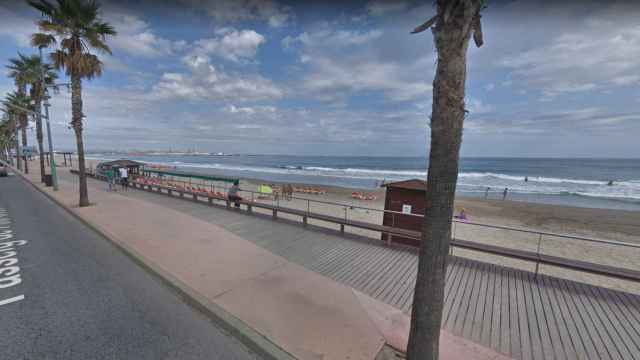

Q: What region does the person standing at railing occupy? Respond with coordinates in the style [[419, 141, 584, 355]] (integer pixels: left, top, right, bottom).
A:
[[228, 180, 242, 208]]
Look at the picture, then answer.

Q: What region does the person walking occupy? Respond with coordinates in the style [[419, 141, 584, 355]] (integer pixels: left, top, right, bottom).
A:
[[119, 166, 129, 191], [484, 187, 490, 199], [105, 168, 114, 192], [502, 187, 508, 200]]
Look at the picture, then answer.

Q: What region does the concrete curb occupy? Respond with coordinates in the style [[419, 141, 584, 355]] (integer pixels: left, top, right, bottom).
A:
[[4, 162, 296, 360]]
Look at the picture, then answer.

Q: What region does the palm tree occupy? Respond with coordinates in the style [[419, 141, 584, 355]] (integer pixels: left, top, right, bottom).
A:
[[12, 54, 58, 182], [6, 54, 33, 174], [29, 0, 116, 207], [407, 1, 485, 359], [3, 91, 33, 172], [0, 116, 16, 163]]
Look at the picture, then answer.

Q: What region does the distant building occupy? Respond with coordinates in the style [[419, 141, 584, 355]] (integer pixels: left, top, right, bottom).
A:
[[381, 179, 427, 247]]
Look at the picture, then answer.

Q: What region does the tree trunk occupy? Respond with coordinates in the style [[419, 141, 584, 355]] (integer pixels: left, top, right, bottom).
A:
[[21, 122, 28, 174], [406, 2, 480, 359], [15, 125, 21, 171], [71, 72, 89, 207], [35, 96, 46, 182]]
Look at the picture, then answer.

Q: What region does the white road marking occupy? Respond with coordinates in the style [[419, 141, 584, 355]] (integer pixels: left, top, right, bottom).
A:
[[0, 294, 24, 306]]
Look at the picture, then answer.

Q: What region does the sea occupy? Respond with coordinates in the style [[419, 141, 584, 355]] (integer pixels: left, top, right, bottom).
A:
[[87, 154, 640, 211]]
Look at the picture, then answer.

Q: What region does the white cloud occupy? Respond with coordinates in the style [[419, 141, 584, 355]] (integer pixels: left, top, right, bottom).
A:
[[286, 26, 431, 103], [366, 1, 409, 16], [467, 99, 494, 114], [181, 0, 291, 28], [151, 55, 282, 102], [0, 4, 38, 47], [104, 10, 185, 58], [191, 28, 265, 63], [497, 2, 640, 98]]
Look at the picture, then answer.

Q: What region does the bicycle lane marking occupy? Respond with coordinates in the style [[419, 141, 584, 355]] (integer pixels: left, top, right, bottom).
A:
[[0, 207, 27, 307]]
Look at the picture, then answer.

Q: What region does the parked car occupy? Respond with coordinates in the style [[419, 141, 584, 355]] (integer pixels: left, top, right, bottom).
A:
[[0, 163, 7, 177]]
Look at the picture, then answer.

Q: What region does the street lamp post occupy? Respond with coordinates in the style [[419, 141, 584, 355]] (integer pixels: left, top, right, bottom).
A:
[[43, 95, 58, 190], [38, 47, 63, 191], [14, 114, 21, 171]]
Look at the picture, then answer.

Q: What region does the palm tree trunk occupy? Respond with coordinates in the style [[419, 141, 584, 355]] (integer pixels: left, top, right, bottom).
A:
[[71, 72, 89, 207], [35, 97, 46, 182], [21, 120, 28, 174], [406, 2, 479, 359]]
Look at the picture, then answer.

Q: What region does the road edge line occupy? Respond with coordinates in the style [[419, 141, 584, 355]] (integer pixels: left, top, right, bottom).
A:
[[4, 162, 296, 360]]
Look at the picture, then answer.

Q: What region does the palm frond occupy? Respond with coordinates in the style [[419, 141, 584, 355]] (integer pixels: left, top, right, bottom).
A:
[[31, 32, 57, 48]]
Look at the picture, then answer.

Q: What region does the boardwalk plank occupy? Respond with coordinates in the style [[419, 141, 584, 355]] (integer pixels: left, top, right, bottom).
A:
[[550, 277, 599, 360], [521, 272, 544, 360], [508, 269, 522, 359], [581, 284, 639, 360], [447, 259, 477, 334], [444, 259, 473, 330], [464, 261, 487, 342], [515, 270, 533, 360], [599, 289, 640, 353], [564, 279, 620, 360], [480, 263, 495, 348], [530, 275, 567, 360], [499, 267, 511, 356], [469, 262, 490, 344], [453, 259, 481, 336]]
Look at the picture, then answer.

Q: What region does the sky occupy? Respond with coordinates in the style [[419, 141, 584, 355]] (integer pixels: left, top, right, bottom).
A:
[[0, 0, 639, 157]]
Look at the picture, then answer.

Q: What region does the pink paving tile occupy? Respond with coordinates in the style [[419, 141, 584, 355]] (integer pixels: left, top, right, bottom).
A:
[[215, 262, 386, 360]]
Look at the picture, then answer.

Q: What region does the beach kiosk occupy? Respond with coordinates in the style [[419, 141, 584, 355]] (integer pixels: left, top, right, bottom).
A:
[[95, 159, 143, 178], [381, 179, 427, 247]]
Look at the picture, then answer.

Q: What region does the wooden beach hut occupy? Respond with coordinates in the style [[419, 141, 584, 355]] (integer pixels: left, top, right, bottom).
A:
[[96, 159, 143, 177], [381, 179, 427, 246]]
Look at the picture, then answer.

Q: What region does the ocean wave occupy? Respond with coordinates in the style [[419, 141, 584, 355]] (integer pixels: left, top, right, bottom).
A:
[[85, 155, 640, 202]]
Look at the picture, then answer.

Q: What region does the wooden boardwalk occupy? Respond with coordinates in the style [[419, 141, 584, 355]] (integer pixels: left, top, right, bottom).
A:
[[117, 184, 640, 360]]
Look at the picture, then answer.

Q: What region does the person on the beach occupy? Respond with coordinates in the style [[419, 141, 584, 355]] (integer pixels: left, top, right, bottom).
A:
[[286, 184, 293, 200], [485, 187, 490, 199], [524, 176, 528, 182], [105, 168, 114, 191], [228, 180, 242, 207], [454, 208, 468, 221], [119, 166, 129, 191], [503, 187, 508, 200], [607, 180, 614, 186]]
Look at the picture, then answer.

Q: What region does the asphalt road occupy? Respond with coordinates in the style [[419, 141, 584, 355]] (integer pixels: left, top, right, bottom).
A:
[[0, 174, 260, 360]]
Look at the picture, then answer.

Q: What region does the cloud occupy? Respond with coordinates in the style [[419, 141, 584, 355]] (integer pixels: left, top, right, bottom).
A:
[[226, 104, 276, 115], [150, 54, 282, 102], [285, 25, 432, 103], [180, 0, 291, 27], [496, 1, 640, 98], [191, 28, 265, 63], [366, 1, 409, 16], [0, 3, 38, 47], [104, 9, 185, 58]]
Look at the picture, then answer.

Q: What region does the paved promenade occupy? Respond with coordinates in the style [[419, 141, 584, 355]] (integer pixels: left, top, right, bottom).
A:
[[0, 175, 259, 360], [10, 161, 509, 360], [75, 167, 640, 360]]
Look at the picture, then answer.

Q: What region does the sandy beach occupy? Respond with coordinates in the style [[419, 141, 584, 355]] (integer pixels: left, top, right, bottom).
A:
[[72, 156, 640, 292]]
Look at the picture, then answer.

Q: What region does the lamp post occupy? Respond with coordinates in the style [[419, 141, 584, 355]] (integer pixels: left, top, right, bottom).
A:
[[14, 114, 21, 171], [38, 47, 68, 191], [43, 94, 58, 190]]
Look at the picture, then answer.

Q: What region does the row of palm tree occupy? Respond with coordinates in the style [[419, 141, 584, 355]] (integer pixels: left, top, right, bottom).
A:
[[2, 0, 116, 207], [5, 53, 57, 179]]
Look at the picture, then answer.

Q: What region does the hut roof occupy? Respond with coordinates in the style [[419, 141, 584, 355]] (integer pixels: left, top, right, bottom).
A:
[[382, 179, 427, 191], [99, 159, 143, 168]]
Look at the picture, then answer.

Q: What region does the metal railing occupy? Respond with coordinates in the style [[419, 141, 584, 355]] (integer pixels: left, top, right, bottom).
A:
[[100, 172, 640, 278]]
